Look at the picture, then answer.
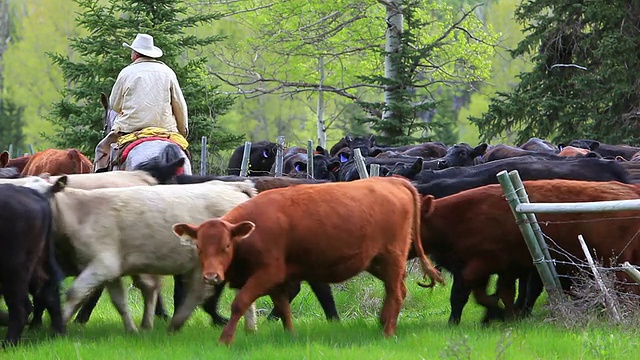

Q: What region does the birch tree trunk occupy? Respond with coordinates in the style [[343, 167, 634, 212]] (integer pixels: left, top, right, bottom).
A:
[[0, 0, 9, 93], [381, 0, 403, 137], [316, 56, 327, 149]]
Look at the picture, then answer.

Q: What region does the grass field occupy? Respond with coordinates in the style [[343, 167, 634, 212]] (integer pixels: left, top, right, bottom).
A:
[[2, 266, 638, 359]]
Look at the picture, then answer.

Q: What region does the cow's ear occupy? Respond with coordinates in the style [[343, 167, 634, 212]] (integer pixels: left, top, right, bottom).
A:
[[588, 141, 600, 151], [471, 143, 488, 157], [368, 134, 376, 144], [421, 195, 436, 218], [230, 221, 255, 242], [173, 223, 199, 245], [315, 146, 328, 156], [50, 175, 68, 194], [345, 134, 353, 145], [411, 158, 423, 172], [0, 151, 8, 167]]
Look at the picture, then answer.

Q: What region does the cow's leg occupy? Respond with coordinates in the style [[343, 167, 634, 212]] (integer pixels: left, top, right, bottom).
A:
[[308, 282, 339, 321], [235, 289, 258, 333], [496, 275, 517, 321], [200, 282, 229, 326], [172, 274, 185, 317], [62, 261, 120, 325], [220, 271, 284, 345], [104, 278, 138, 332], [168, 270, 205, 332], [31, 276, 65, 335], [267, 281, 300, 321], [368, 258, 406, 337], [131, 274, 161, 330], [74, 286, 104, 324], [520, 271, 543, 317], [1, 281, 29, 347], [268, 285, 293, 332], [448, 270, 471, 325]]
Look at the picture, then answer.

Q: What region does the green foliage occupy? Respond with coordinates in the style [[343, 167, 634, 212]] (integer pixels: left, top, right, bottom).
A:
[[471, 0, 640, 145], [45, 0, 241, 158], [357, 1, 497, 145], [0, 98, 26, 151], [2, 0, 84, 147]]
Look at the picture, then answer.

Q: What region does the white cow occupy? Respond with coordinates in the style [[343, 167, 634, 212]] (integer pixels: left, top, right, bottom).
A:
[[50, 180, 258, 333], [0, 170, 158, 188]]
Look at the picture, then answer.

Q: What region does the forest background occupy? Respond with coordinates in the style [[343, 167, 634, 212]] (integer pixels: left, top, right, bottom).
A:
[[0, 0, 529, 157]]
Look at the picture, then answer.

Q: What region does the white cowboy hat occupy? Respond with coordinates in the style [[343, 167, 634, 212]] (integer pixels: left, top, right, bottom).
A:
[[122, 33, 163, 58]]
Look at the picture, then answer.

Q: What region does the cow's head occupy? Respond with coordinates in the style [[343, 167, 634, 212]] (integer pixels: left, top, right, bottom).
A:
[[172, 219, 255, 285], [436, 143, 488, 169], [345, 134, 376, 157], [389, 158, 423, 180]]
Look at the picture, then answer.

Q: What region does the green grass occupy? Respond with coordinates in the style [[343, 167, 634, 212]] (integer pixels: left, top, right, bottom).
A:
[[2, 267, 638, 359]]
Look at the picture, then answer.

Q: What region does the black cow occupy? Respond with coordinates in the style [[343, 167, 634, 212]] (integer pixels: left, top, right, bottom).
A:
[[482, 144, 599, 163], [227, 141, 278, 176], [274, 146, 341, 181], [370, 142, 448, 159], [561, 139, 640, 160], [387, 158, 424, 180], [415, 157, 630, 324], [435, 143, 488, 169], [0, 178, 67, 346], [339, 157, 417, 181], [0, 167, 20, 179], [518, 137, 559, 153], [329, 134, 377, 162]]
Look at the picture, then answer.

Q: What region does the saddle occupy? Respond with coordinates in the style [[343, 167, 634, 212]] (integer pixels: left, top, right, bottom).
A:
[[110, 127, 190, 170]]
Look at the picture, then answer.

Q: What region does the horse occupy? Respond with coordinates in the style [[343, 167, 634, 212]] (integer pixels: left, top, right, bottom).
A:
[[99, 93, 192, 174]]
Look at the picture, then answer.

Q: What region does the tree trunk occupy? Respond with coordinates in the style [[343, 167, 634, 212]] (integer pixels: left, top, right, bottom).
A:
[[316, 56, 327, 149], [0, 0, 9, 93], [381, 0, 403, 139]]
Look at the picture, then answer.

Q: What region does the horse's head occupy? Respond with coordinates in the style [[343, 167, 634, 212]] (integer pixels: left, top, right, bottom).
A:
[[100, 92, 117, 137]]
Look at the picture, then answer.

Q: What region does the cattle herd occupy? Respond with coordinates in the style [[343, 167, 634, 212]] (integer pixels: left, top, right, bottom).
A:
[[2, 135, 640, 347]]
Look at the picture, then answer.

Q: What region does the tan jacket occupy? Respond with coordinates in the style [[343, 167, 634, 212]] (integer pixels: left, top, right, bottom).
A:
[[109, 58, 188, 137]]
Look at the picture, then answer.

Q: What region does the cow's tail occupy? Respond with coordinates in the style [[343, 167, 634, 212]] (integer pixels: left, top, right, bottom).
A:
[[402, 177, 444, 288], [44, 208, 65, 284]]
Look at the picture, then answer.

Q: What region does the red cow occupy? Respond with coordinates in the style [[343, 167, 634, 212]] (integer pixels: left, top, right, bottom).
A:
[[0, 151, 31, 173], [420, 179, 640, 323], [21, 148, 93, 176], [173, 176, 444, 345]]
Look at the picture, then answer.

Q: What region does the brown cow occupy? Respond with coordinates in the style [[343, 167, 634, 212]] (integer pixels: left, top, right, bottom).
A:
[[21, 148, 93, 176], [420, 179, 640, 323], [0, 151, 31, 173], [557, 145, 599, 158], [173, 176, 444, 345]]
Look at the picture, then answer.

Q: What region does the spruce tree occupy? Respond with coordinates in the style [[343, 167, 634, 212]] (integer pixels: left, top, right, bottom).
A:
[[470, 0, 640, 145], [0, 98, 26, 152], [45, 0, 242, 163]]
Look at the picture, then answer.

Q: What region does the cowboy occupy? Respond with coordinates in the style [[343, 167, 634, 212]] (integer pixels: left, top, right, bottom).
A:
[[94, 33, 189, 171]]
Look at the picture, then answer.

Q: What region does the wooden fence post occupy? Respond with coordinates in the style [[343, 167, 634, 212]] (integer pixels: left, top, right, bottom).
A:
[[200, 136, 208, 175], [578, 234, 621, 323], [28, 144, 34, 155], [352, 148, 369, 179], [622, 262, 640, 284], [306, 140, 314, 179], [370, 164, 380, 177], [239, 141, 252, 177], [508, 170, 562, 289], [274, 136, 285, 177], [8, 144, 13, 159], [496, 170, 559, 296]]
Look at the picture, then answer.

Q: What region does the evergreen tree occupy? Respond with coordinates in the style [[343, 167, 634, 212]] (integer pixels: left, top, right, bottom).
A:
[[0, 98, 26, 152], [45, 0, 242, 162], [470, 0, 640, 145]]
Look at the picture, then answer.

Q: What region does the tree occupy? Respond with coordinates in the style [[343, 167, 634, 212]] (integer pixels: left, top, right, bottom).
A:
[[204, 0, 497, 146], [470, 0, 640, 145], [45, 0, 241, 162], [0, 99, 26, 152]]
